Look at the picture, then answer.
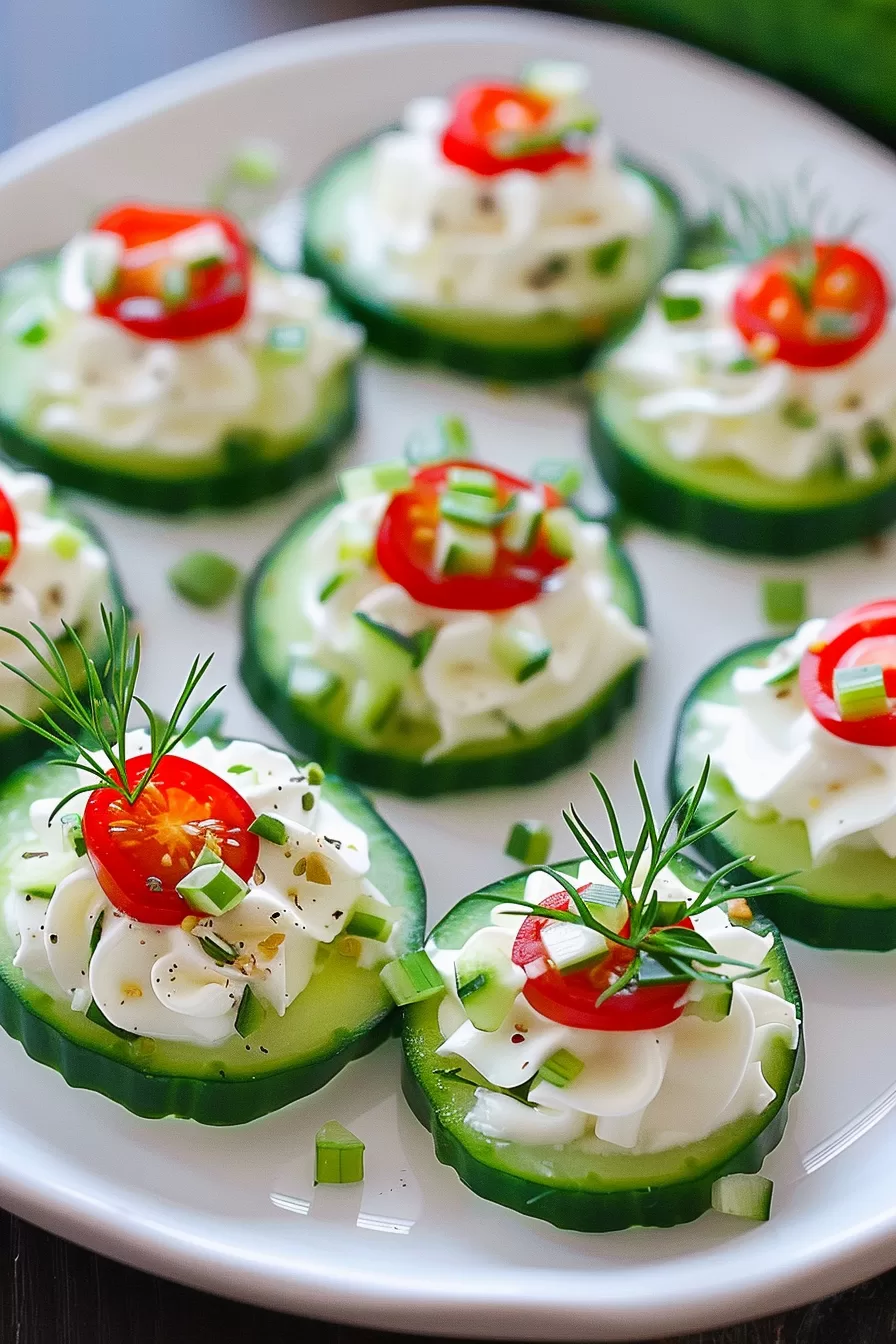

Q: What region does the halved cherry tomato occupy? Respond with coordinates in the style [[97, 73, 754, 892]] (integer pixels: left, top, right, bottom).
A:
[[511, 890, 691, 1032], [441, 83, 588, 178], [800, 600, 896, 746], [375, 460, 565, 612], [0, 485, 20, 583], [93, 204, 250, 342], [732, 242, 888, 369], [83, 753, 259, 925]]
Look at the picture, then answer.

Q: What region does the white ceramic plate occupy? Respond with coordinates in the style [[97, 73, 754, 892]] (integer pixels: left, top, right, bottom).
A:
[[1, 8, 896, 1339]]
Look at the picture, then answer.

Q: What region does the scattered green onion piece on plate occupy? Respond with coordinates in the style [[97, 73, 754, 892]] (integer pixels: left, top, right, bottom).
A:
[[228, 140, 283, 188], [248, 813, 288, 845], [505, 820, 552, 866], [340, 459, 411, 501], [168, 551, 240, 608], [234, 985, 266, 1039], [404, 414, 472, 466], [49, 525, 83, 560], [531, 459, 582, 499], [537, 1047, 585, 1088], [315, 1121, 365, 1184], [761, 578, 806, 626], [176, 844, 250, 915], [380, 950, 444, 1006], [711, 1172, 773, 1221], [833, 663, 889, 720]]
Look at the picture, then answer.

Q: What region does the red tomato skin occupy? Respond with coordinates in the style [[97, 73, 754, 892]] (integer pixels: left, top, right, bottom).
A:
[[375, 460, 564, 612], [800, 599, 896, 747], [732, 243, 888, 370], [93, 204, 250, 342], [83, 753, 259, 925], [441, 83, 588, 178], [0, 485, 20, 582]]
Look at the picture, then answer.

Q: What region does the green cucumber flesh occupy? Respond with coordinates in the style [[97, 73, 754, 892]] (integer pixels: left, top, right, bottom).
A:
[[402, 854, 803, 1232], [0, 258, 357, 513], [669, 636, 896, 950], [240, 497, 646, 796], [591, 364, 896, 555], [0, 747, 425, 1123], [454, 934, 523, 1032], [301, 140, 684, 382]]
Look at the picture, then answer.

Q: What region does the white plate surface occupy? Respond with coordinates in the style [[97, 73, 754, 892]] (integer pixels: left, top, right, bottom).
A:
[[1, 8, 896, 1339]]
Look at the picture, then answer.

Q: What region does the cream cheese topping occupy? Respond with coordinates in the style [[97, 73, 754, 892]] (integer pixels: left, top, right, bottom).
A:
[[295, 493, 649, 757], [608, 264, 896, 481], [431, 861, 798, 1153], [4, 734, 397, 1044]]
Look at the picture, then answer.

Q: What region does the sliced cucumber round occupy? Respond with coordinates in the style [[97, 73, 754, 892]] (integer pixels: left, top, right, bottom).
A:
[[402, 855, 803, 1232], [669, 638, 896, 950], [0, 749, 425, 1123], [240, 498, 646, 796], [302, 140, 684, 383], [591, 363, 896, 555], [0, 258, 358, 514]]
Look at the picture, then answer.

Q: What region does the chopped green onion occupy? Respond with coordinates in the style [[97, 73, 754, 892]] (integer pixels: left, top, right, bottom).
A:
[[590, 237, 628, 276], [434, 520, 497, 576], [336, 517, 375, 566], [531, 459, 582, 499], [761, 578, 806, 626], [446, 466, 497, 497], [541, 920, 607, 972], [537, 1047, 585, 1088], [86, 999, 138, 1041], [61, 813, 86, 858], [814, 308, 859, 337], [340, 460, 411, 501], [89, 909, 104, 958], [248, 813, 288, 845], [318, 571, 352, 603], [49, 525, 83, 560], [168, 551, 240, 608], [505, 820, 552, 866], [491, 625, 551, 683], [0, 532, 14, 560], [234, 985, 266, 1038], [456, 971, 487, 1001], [439, 489, 501, 529], [306, 762, 325, 786], [176, 844, 249, 915], [84, 239, 121, 299], [404, 414, 473, 466], [345, 909, 392, 942], [161, 263, 190, 311], [411, 626, 437, 668], [834, 663, 889, 721], [265, 323, 307, 361], [315, 1121, 365, 1185], [289, 659, 341, 706], [380, 949, 445, 1006], [198, 931, 239, 964], [543, 507, 578, 561], [502, 491, 544, 554], [301, 791, 315, 811], [228, 140, 283, 188], [660, 294, 703, 322], [5, 300, 53, 345], [711, 1173, 773, 1221], [780, 399, 818, 430], [227, 764, 254, 776], [864, 421, 892, 466], [727, 355, 759, 373]]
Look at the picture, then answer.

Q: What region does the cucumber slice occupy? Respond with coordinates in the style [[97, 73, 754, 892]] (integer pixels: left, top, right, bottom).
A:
[[0, 257, 358, 514], [241, 496, 646, 796], [302, 140, 684, 383], [402, 853, 803, 1232], [591, 360, 896, 555], [669, 636, 896, 949], [0, 746, 425, 1123]]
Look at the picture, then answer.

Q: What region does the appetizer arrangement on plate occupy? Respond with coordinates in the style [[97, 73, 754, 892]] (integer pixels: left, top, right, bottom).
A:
[[242, 419, 649, 794], [302, 62, 683, 382], [671, 598, 896, 950], [0, 461, 121, 778], [398, 762, 803, 1230], [0, 203, 362, 512], [591, 215, 896, 553], [0, 612, 424, 1122]]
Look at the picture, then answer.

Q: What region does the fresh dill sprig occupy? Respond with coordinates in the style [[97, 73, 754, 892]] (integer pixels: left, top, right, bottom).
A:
[[503, 758, 802, 1005], [0, 606, 223, 819]]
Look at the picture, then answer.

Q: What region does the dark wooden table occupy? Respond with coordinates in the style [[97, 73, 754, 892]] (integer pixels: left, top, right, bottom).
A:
[[1, 1, 894, 1339]]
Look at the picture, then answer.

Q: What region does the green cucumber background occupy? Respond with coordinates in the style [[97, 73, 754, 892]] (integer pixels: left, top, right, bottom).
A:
[[0, 749, 425, 1124], [403, 854, 803, 1232], [241, 497, 647, 796], [669, 637, 896, 950]]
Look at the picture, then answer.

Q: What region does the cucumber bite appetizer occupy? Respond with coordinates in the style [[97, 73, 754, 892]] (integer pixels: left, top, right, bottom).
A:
[[398, 763, 803, 1231], [242, 423, 649, 794], [0, 203, 362, 512], [0, 613, 424, 1122], [592, 228, 896, 553], [672, 600, 896, 950], [303, 62, 683, 382], [0, 462, 119, 778]]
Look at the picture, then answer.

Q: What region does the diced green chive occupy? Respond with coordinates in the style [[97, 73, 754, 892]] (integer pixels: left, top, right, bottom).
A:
[[502, 491, 543, 554], [229, 141, 283, 187], [234, 985, 266, 1038], [505, 820, 552, 866], [315, 1121, 365, 1185], [61, 813, 86, 858], [89, 909, 104, 958], [660, 294, 703, 322], [411, 626, 437, 668], [248, 813, 288, 845], [289, 659, 341, 706], [86, 999, 138, 1041], [434, 519, 497, 576], [49, 525, 82, 560], [491, 625, 551, 683], [318, 571, 353, 603], [161, 263, 189, 310], [0, 532, 14, 560], [780, 399, 818, 430], [380, 950, 445, 1006], [168, 551, 240, 608], [834, 663, 889, 721], [531, 459, 582, 499], [6, 301, 52, 345], [265, 323, 307, 361], [340, 459, 411, 501], [456, 971, 488, 1001], [306, 762, 325, 786], [176, 845, 249, 915], [227, 764, 254, 775], [543, 507, 578, 560], [582, 883, 627, 933], [727, 355, 759, 373], [439, 489, 502, 529], [762, 578, 806, 626], [446, 466, 497, 497], [864, 421, 892, 466], [711, 1173, 773, 1221], [301, 791, 315, 811], [537, 1047, 584, 1088], [345, 910, 392, 942], [404, 414, 473, 467], [590, 237, 628, 276], [198, 931, 239, 964]]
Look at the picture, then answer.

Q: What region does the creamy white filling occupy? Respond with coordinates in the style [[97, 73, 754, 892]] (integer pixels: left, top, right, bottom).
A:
[[4, 734, 398, 1045], [0, 462, 109, 725], [697, 619, 896, 860], [295, 494, 649, 755], [431, 861, 798, 1153], [7, 255, 362, 456], [343, 95, 654, 314], [608, 264, 896, 481]]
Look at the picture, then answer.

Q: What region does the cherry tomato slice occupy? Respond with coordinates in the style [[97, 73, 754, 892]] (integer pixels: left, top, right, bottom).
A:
[[93, 204, 250, 342], [800, 600, 896, 746], [511, 890, 691, 1032], [83, 753, 259, 925], [375, 460, 564, 612], [441, 83, 588, 178], [732, 242, 888, 369], [0, 485, 20, 583]]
